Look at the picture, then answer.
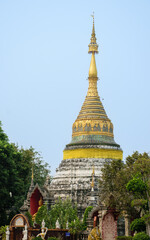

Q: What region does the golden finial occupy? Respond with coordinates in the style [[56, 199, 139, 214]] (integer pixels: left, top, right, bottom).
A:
[[88, 13, 98, 54], [88, 14, 98, 78], [32, 165, 34, 180], [91, 12, 95, 36]]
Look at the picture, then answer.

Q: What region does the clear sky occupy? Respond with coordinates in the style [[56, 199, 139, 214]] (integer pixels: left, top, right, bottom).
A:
[[0, 0, 150, 176]]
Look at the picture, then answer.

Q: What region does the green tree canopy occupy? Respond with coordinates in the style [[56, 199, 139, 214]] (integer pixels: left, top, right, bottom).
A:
[[99, 152, 150, 217], [0, 121, 50, 226]]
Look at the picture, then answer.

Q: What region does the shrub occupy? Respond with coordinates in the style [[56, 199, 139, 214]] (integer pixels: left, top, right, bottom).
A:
[[82, 206, 93, 230], [35, 204, 50, 228], [32, 237, 42, 240], [47, 237, 60, 240], [25, 211, 33, 227], [115, 236, 133, 240], [130, 218, 146, 232], [133, 232, 149, 240], [0, 225, 8, 240]]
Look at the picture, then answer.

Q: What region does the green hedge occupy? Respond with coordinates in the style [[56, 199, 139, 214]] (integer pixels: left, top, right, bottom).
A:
[[115, 237, 133, 240], [133, 232, 150, 240], [47, 237, 60, 240]]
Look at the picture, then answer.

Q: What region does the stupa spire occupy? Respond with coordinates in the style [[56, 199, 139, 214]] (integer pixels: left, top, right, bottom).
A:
[[64, 16, 122, 154], [88, 14, 98, 96]]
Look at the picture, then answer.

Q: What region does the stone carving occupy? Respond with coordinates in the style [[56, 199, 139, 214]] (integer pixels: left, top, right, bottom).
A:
[[42, 219, 45, 228], [22, 224, 28, 240], [37, 220, 48, 240], [56, 219, 60, 229], [102, 213, 117, 240]]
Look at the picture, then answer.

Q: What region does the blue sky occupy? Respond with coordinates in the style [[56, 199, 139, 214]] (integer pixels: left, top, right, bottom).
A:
[[0, 0, 150, 175]]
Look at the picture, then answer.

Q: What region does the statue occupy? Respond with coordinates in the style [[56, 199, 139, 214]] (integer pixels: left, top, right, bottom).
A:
[[22, 224, 28, 240], [37, 220, 48, 240], [66, 221, 69, 229], [56, 219, 60, 229], [6, 226, 10, 240], [41, 219, 45, 228], [32, 196, 43, 221], [88, 227, 101, 240], [38, 197, 43, 207]]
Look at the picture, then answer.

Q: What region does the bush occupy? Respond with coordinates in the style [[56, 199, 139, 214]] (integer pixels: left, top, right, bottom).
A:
[[82, 206, 93, 230], [115, 237, 133, 240], [35, 204, 50, 228], [130, 218, 146, 232], [32, 237, 42, 240], [133, 232, 149, 240], [0, 225, 8, 240], [47, 237, 60, 240], [25, 211, 33, 227]]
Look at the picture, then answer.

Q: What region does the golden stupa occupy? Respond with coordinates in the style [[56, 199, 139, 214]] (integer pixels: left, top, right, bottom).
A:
[[63, 16, 123, 160]]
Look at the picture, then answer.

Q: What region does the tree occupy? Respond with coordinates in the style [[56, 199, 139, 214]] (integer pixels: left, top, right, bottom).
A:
[[0, 121, 50, 226], [126, 155, 150, 236], [99, 159, 136, 216], [99, 152, 150, 217], [99, 152, 150, 236]]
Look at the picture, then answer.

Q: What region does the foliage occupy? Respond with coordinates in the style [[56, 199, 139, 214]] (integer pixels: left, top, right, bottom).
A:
[[0, 225, 7, 240], [47, 237, 60, 240], [99, 152, 150, 217], [133, 232, 150, 240], [32, 237, 43, 240], [99, 158, 135, 215], [130, 218, 146, 233], [82, 206, 93, 230], [68, 218, 83, 235], [34, 198, 91, 234], [35, 204, 50, 227], [126, 153, 150, 235], [0, 121, 51, 226], [142, 214, 150, 224], [131, 199, 147, 208], [115, 237, 133, 240], [48, 198, 78, 229], [25, 211, 33, 227], [126, 175, 147, 196], [34, 198, 79, 229]]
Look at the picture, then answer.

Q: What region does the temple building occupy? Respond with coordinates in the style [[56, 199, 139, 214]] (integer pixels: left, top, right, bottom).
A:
[[21, 17, 123, 220]]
